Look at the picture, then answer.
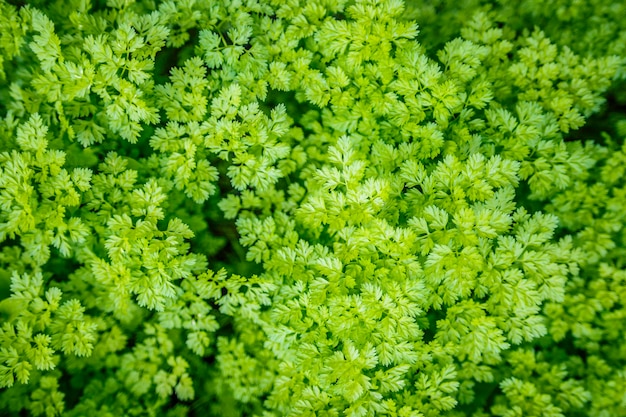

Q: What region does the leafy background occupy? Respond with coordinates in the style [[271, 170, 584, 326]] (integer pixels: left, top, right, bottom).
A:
[[0, 0, 625, 416]]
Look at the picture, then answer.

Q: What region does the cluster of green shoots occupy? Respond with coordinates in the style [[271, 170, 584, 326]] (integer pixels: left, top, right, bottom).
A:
[[0, 0, 625, 416]]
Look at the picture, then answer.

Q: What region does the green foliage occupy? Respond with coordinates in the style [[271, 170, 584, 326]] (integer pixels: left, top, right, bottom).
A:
[[1, 0, 625, 416]]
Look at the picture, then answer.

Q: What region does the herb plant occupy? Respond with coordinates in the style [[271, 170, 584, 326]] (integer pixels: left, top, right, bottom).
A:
[[1, 0, 625, 416]]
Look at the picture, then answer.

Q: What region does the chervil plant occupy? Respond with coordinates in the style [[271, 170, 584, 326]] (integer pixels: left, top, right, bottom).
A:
[[1, 0, 625, 416]]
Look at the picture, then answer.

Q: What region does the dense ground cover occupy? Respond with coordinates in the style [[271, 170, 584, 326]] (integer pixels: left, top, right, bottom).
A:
[[1, 0, 625, 416]]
